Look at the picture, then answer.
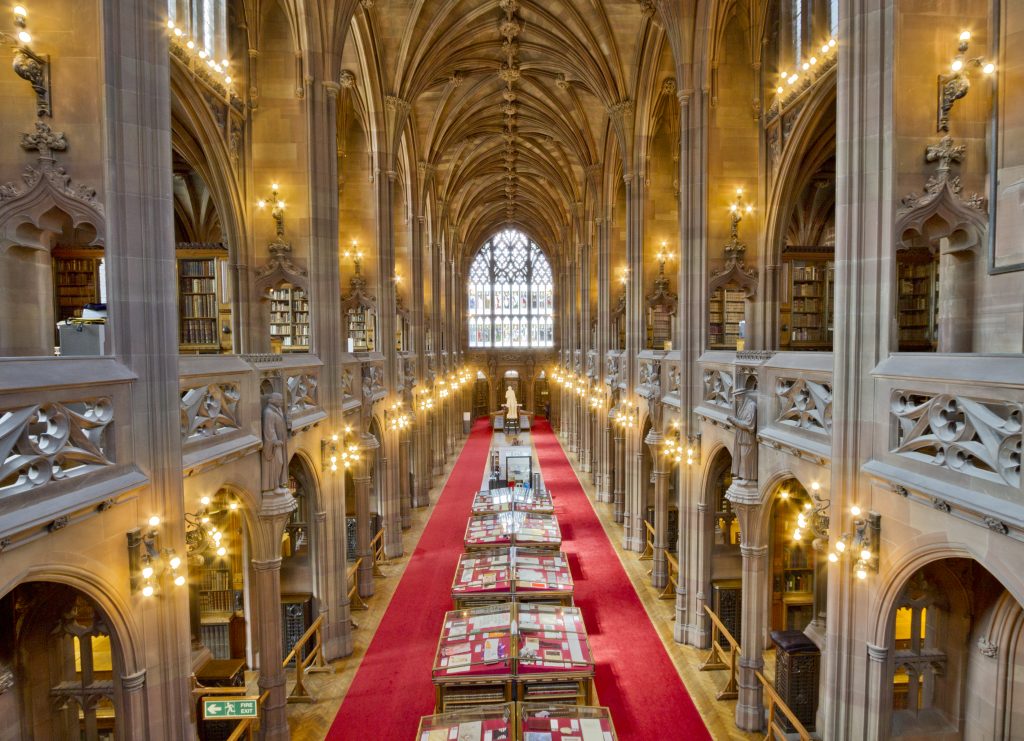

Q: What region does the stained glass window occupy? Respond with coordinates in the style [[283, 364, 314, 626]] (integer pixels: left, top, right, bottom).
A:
[[467, 229, 554, 348]]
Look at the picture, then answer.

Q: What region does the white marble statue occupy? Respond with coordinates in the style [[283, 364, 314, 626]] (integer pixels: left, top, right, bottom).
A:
[[505, 385, 519, 420]]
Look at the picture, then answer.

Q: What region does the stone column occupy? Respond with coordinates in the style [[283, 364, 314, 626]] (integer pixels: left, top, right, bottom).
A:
[[354, 433, 379, 597], [864, 643, 891, 741], [118, 669, 147, 741], [730, 487, 766, 732], [647, 427, 669, 587], [613, 427, 625, 523], [252, 488, 298, 741], [399, 430, 412, 529]]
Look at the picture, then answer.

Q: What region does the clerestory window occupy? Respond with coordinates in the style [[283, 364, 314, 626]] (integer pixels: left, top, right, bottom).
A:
[[467, 229, 554, 348]]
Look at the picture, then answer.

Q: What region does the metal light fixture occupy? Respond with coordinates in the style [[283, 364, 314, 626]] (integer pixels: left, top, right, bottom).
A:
[[322, 426, 360, 473], [938, 30, 995, 131], [257, 183, 286, 237], [127, 515, 186, 596], [165, 17, 234, 91], [387, 400, 411, 431], [792, 481, 881, 580], [1, 5, 51, 117]]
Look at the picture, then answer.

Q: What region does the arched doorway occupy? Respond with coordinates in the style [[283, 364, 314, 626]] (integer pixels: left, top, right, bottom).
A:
[[703, 449, 742, 645], [534, 372, 550, 418], [883, 558, 1024, 739], [767, 479, 819, 634], [0, 583, 126, 740], [472, 371, 489, 418], [281, 455, 319, 661]]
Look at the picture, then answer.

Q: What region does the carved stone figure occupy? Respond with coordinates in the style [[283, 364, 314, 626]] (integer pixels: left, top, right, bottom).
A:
[[727, 387, 758, 482], [261, 392, 289, 491], [505, 385, 519, 420]]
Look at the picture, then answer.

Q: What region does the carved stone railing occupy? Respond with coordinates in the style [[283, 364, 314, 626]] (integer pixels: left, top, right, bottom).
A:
[[758, 353, 833, 465], [179, 355, 260, 473], [661, 352, 682, 409], [0, 357, 147, 542], [696, 352, 738, 426], [864, 355, 1024, 540]]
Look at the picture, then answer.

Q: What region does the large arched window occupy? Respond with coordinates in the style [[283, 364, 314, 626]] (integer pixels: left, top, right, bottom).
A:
[[468, 229, 554, 348]]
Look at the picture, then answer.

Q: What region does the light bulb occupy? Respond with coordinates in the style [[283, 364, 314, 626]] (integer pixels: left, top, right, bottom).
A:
[[835, 540, 846, 553], [331, 463, 338, 472], [828, 552, 839, 563], [850, 505, 861, 516], [142, 565, 154, 579], [272, 182, 279, 191], [16, 30, 30, 44], [166, 19, 175, 29], [257, 199, 266, 209], [174, 27, 183, 36], [788, 74, 798, 85], [793, 529, 802, 541], [861, 548, 872, 561], [803, 503, 812, 511], [959, 30, 971, 41], [821, 44, 830, 54], [148, 515, 161, 527], [828, 38, 836, 47], [213, 531, 222, 542], [797, 514, 807, 528], [809, 56, 817, 65], [856, 566, 868, 580], [221, 59, 229, 68], [779, 490, 789, 499], [142, 584, 155, 597], [201, 495, 211, 506], [187, 40, 196, 50], [174, 574, 186, 587], [201, 516, 210, 524], [276, 200, 285, 209], [811, 481, 820, 492], [169, 556, 181, 570], [802, 62, 810, 71], [983, 62, 995, 74], [951, 59, 964, 72], [229, 501, 238, 511], [216, 546, 226, 557]]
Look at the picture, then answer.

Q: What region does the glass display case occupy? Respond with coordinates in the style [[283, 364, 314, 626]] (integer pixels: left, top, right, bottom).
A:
[[451, 548, 574, 609], [464, 512, 562, 551], [416, 703, 515, 741], [519, 703, 618, 741], [471, 486, 554, 515]]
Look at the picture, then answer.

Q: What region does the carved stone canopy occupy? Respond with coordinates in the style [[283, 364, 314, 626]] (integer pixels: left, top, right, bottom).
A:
[[897, 135, 987, 255], [0, 123, 105, 253], [255, 237, 308, 292], [645, 261, 677, 313]]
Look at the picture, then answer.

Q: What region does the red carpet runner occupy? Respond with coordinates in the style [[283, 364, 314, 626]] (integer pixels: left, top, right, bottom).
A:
[[531, 418, 711, 741], [326, 418, 493, 740]]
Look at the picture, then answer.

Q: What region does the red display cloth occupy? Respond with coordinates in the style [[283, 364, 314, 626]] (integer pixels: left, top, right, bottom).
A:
[[327, 419, 493, 740], [530, 419, 711, 741]]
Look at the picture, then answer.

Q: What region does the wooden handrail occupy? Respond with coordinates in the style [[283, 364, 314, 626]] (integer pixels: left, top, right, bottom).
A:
[[639, 520, 654, 561], [370, 528, 387, 577], [283, 614, 334, 703], [700, 605, 740, 700], [756, 670, 813, 741], [347, 558, 367, 611], [659, 551, 679, 601], [223, 691, 270, 741]]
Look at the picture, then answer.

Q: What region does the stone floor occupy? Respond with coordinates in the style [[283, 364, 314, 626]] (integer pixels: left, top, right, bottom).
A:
[[284, 426, 759, 740]]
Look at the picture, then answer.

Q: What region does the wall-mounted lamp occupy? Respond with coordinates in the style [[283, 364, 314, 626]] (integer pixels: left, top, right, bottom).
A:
[[416, 385, 435, 412], [166, 17, 234, 92], [655, 241, 676, 274], [790, 481, 881, 581], [774, 36, 836, 96], [1, 5, 51, 117], [938, 30, 995, 131], [127, 515, 186, 597], [613, 399, 638, 429], [343, 240, 365, 275], [387, 400, 411, 432], [257, 183, 286, 237], [322, 426, 360, 473]]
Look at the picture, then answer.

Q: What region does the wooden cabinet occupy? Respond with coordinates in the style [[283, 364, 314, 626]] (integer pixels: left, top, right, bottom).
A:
[[269, 283, 310, 351], [708, 286, 747, 350], [896, 249, 938, 351], [783, 251, 835, 351], [177, 249, 229, 352], [281, 593, 313, 664], [53, 250, 103, 322]]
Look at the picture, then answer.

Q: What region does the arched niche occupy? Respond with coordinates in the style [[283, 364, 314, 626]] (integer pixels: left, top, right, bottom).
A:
[[172, 150, 233, 353], [708, 244, 758, 351], [0, 582, 127, 741], [0, 135, 105, 357]]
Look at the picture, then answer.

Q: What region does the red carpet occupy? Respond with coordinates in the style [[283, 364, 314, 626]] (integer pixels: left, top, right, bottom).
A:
[[326, 418, 493, 740], [531, 419, 711, 741]]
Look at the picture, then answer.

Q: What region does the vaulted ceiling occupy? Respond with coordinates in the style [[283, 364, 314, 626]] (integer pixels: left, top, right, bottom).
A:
[[342, 0, 668, 265]]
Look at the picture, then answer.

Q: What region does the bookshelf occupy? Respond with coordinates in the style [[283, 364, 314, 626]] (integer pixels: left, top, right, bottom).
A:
[[785, 255, 835, 350], [53, 251, 103, 322], [346, 307, 376, 352], [269, 283, 310, 352], [708, 286, 747, 350], [896, 249, 938, 351], [199, 565, 234, 659], [177, 255, 220, 351], [771, 488, 816, 633]]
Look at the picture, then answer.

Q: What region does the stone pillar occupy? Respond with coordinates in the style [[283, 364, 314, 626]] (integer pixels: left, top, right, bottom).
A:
[[864, 644, 891, 741], [252, 488, 297, 741], [647, 428, 669, 587], [118, 669, 147, 741], [730, 487, 766, 732], [413, 410, 431, 507], [613, 428, 625, 523], [399, 430, 412, 529], [355, 433, 379, 597]]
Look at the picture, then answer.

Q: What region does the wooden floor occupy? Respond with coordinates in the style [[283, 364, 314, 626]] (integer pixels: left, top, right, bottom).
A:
[[285, 427, 759, 740]]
